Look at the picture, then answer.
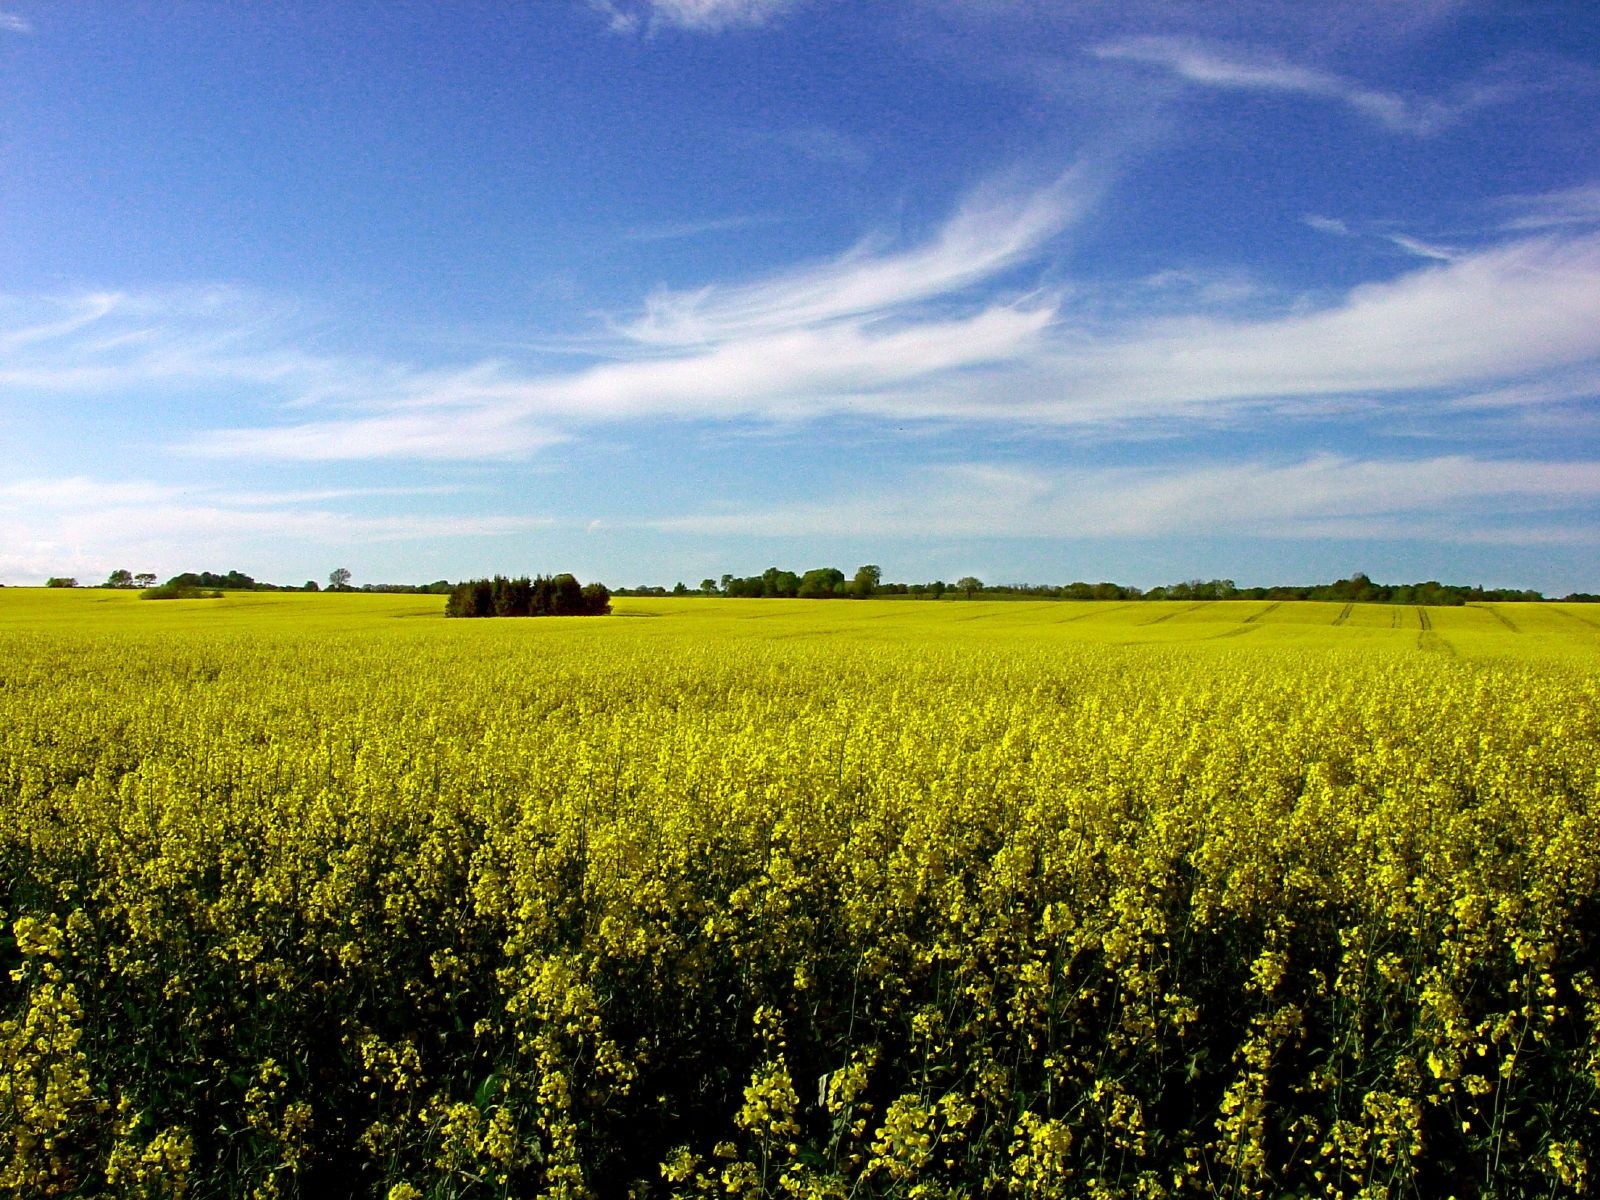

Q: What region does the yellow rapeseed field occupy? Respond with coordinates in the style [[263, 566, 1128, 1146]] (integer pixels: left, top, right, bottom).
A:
[[2, 589, 1598, 1198]]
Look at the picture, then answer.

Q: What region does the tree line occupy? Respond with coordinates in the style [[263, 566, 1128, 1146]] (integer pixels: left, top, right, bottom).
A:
[[445, 574, 611, 618], [67, 568, 457, 596], [38, 566, 1594, 606], [615, 568, 1587, 604]]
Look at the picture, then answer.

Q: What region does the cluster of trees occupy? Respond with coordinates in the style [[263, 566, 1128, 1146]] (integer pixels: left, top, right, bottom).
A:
[[718, 564, 883, 599], [444, 574, 611, 618], [140, 582, 224, 601], [165, 569, 277, 592], [101, 570, 160, 589], [616, 570, 1113, 601], [616, 565, 889, 599]]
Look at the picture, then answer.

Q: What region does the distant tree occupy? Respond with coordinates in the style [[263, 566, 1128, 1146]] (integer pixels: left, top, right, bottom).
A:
[[105, 569, 134, 589], [329, 567, 352, 591], [552, 573, 586, 614], [445, 579, 493, 617], [673, 581, 690, 595], [491, 575, 532, 617], [581, 582, 612, 615], [699, 579, 718, 595], [304, 581, 320, 592], [167, 570, 260, 591], [851, 564, 882, 599], [45, 577, 78, 588], [956, 575, 983, 599], [760, 567, 801, 598], [798, 567, 845, 599], [134, 573, 158, 589], [138, 582, 221, 601]]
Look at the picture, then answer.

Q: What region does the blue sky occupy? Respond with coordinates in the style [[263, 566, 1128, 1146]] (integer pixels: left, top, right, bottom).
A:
[[3, 1, 1599, 592]]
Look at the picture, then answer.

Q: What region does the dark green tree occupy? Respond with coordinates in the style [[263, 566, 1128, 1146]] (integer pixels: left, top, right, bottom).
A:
[[851, 564, 881, 599], [798, 567, 845, 599], [760, 567, 801, 598], [551, 573, 586, 615]]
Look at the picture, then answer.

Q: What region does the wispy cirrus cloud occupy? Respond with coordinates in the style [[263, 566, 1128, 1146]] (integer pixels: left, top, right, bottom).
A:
[[654, 455, 1600, 544], [0, 11, 31, 34], [1495, 182, 1600, 231], [0, 477, 550, 583], [192, 411, 569, 461], [767, 125, 870, 167], [181, 169, 1093, 457], [594, 0, 800, 34], [1304, 213, 1458, 261], [1385, 234, 1457, 262], [814, 230, 1600, 425], [623, 212, 783, 242], [1059, 234, 1600, 408], [1092, 36, 1489, 135], [623, 172, 1089, 346], [0, 287, 357, 398], [10, 172, 1600, 463]]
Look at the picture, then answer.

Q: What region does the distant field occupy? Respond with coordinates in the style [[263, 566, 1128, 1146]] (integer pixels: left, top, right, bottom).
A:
[[4, 587, 1598, 662], [2, 588, 1597, 1196]]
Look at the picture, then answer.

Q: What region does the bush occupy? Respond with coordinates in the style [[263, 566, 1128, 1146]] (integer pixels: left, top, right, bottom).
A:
[[139, 584, 223, 601]]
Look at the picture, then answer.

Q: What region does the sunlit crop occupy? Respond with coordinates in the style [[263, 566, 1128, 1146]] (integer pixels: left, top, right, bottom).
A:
[[2, 589, 1598, 1197]]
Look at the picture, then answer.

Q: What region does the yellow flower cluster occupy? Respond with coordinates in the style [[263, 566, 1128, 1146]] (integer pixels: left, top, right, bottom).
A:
[[1, 591, 1598, 1197]]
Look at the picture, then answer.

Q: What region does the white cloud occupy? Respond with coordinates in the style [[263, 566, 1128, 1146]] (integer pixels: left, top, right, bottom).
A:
[[1383, 233, 1456, 262], [595, 0, 798, 34], [1304, 214, 1352, 237], [624, 213, 782, 242], [1496, 182, 1600, 231], [956, 232, 1600, 422], [178, 171, 1091, 458], [619, 169, 1089, 345], [0, 477, 550, 583], [1092, 36, 1473, 135], [768, 125, 870, 167], [653, 455, 1600, 543], [0, 288, 356, 398], [191, 411, 568, 461], [776, 231, 1600, 428], [1304, 214, 1457, 260], [11, 178, 1600, 464], [0, 11, 31, 33]]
